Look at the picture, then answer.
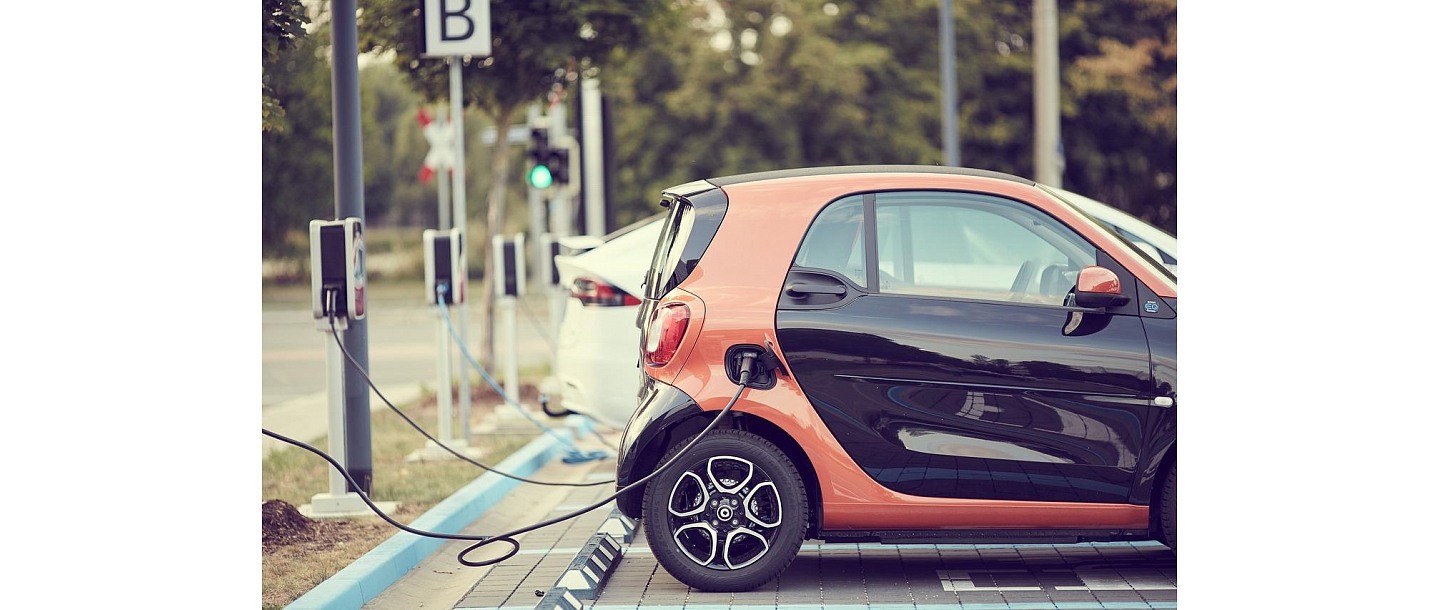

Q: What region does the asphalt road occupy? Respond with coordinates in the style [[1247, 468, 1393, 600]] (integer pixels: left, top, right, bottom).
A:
[[262, 282, 561, 408]]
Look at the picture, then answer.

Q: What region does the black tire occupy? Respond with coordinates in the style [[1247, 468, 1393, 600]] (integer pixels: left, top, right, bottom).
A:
[[642, 429, 808, 592], [1160, 462, 1177, 550]]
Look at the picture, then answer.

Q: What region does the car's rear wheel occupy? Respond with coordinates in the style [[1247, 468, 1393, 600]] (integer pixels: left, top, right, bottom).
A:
[[1160, 462, 1177, 550], [642, 428, 808, 592]]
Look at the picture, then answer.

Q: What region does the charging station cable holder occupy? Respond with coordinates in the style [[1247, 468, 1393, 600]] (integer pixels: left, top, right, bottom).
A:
[[304, 218, 398, 518]]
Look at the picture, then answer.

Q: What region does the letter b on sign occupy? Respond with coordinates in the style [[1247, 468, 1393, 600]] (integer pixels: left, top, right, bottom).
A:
[[422, 0, 491, 57]]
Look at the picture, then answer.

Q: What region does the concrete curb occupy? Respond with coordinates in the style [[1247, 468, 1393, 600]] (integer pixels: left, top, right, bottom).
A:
[[534, 508, 636, 609], [593, 506, 638, 544], [286, 418, 595, 610]]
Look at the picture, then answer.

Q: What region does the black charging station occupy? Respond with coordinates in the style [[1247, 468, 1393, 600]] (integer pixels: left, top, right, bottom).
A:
[[310, 218, 366, 322], [540, 233, 562, 287], [493, 233, 526, 297], [425, 228, 466, 305]]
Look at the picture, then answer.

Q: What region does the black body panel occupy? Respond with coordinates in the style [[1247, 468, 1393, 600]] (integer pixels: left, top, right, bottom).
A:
[[615, 376, 703, 519], [776, 295, 1155, 504], [1131, 315, 1177, 506]]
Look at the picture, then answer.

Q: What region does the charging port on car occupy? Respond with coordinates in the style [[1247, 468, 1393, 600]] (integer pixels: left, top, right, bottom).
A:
[[725, 344, 776, 389]]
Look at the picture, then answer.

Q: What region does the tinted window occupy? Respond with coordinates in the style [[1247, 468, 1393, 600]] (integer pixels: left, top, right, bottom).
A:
[[644, 201, 693, 300], [792, 196, 866, 287], [875, 191, 1096, 305]]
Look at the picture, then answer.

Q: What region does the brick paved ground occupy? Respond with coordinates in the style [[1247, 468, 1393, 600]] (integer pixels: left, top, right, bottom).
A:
[[587, 529, 1176, 609]]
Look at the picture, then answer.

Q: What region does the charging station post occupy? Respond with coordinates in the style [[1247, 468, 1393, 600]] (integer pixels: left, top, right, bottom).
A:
[[306, 218, 397, 518], [498, 233, 525, 401], [540, 233, 565, 356], [474, 233, 534, 436], [411, 228, 483, 462]]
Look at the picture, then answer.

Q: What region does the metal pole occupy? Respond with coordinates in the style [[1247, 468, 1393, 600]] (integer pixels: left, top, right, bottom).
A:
[[547, 101, 571, 239], [331, 0, 372, 493], [450, 58, 472, 441], [435, 309, 454, 444], [324, 325, 348, 497], [438, 110, 452, 231], [581, 76, 606, 236], [1034, 0, 1063, 187], [503, 296, 518, 401], [939, 0, 960, 167], [528, 104, 546, 268]]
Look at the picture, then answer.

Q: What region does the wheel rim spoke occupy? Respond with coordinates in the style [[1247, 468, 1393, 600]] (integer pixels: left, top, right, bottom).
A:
[[706, 456, 753, 494], [673, 522, 718, 566], [743, 481, 781, 528], [723, 527, 770, 570], [668, 471, 709, 518]]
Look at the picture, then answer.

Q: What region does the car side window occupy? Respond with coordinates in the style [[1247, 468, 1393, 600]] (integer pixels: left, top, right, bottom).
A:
[[875, 191, 1096, 306], [793, 195, 866, 287]]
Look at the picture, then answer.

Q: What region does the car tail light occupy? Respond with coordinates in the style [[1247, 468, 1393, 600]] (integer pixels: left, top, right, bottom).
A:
[[644, 302, 690, 367], [571, 276, 641, 307]]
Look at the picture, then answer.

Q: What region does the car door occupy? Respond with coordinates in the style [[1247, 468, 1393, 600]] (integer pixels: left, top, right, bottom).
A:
[[774, 190, 1155, 505]]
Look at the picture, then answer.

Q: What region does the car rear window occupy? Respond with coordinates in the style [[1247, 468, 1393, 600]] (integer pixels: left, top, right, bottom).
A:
[[644, 200, 694, 300], [642, 185, 729, 302]]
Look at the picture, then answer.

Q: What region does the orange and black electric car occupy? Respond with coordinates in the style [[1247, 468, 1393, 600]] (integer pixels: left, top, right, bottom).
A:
[[615, 166, 1178, 591]]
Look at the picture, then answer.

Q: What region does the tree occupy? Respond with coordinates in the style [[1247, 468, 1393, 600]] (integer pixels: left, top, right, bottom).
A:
[[262, 21, 336, 257], [263, 0, 312, 133], [357, 0, 669, 367], [601, 0, 1176, 235]]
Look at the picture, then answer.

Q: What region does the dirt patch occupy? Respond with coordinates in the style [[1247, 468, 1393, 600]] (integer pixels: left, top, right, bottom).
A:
[[263, 499, 339, 551]]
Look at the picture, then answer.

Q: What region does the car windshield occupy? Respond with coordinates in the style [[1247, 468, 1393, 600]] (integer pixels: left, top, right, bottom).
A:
[[1037, 184, 1177, 287]]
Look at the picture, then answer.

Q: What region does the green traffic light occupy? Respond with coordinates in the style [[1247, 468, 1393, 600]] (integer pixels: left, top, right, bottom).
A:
[[527, 164, 554, 189]]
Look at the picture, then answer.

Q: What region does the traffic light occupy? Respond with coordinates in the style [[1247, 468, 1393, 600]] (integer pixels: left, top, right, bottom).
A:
[[527, 129, 553, 189], [525, 128, 571, 189]]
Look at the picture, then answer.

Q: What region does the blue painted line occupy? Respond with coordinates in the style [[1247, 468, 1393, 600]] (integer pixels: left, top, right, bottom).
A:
[[286, 420, 593, 610]]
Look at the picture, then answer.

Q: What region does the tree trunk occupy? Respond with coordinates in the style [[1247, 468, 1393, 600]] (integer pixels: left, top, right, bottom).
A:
[[476, 102, 517, 372]]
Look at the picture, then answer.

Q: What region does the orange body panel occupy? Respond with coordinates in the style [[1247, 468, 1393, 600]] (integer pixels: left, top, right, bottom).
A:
[[1077, 266, 1123, 295], [650, 173, 1155, 531]]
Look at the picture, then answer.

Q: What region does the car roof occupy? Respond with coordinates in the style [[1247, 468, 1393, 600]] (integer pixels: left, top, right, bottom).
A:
[[704, 165, 1034, 188]]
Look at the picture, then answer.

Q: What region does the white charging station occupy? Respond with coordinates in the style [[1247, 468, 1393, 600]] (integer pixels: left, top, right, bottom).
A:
[[423, 228, 466, 305], [310, 218, 366, 327], [475, 233, 537, 436], [305, 218, 395, 518], [410, 229, 483, 462], [539, 233, 566, 382]]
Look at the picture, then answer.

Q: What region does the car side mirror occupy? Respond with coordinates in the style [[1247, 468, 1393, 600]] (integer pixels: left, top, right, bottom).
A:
[[1072, 266, 1131, 309]]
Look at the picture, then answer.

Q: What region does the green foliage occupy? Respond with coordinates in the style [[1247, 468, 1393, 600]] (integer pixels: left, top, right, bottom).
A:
[[603, 0, 1177, 234], [356, 0, 669, 115], [262, 29, 335, 254], [262, 0, 311, 133], [263, 0, 1177, 256]]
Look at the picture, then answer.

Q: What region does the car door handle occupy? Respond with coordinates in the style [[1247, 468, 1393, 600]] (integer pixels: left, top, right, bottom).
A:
[[785, 282, 846, 297]]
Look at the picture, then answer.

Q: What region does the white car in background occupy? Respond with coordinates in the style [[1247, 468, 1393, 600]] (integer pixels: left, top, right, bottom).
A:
[[548, 188, 1174, 430], [549, 215, 664, 430], [1051, 187, 1178, 275]]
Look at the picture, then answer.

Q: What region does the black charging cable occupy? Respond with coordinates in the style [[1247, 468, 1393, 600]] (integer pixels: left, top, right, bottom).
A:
[[320, 287, 613, 487], [263, 350, 763, 568]]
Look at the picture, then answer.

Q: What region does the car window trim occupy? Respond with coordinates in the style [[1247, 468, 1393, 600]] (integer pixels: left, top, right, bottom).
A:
[[863, 193, 878, 292]]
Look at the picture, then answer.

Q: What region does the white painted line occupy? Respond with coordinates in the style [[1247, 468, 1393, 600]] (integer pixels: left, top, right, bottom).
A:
[[935, 570, 1042, 592]]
